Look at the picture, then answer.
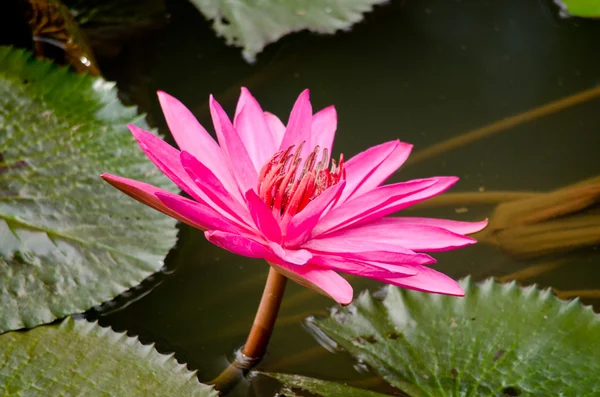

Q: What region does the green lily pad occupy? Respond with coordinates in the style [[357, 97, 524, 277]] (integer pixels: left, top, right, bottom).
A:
[[0, 46, 177, 333], [265, 373, 390, 397], [0, 317, 217, 396], [275, 278, 600, 396], [555, 0, 600, 18], [188, 0, 387, 62]]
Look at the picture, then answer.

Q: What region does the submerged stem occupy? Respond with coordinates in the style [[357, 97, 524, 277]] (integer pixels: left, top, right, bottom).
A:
[[406, 84, 600, 166], [209, 266, 287, 393]]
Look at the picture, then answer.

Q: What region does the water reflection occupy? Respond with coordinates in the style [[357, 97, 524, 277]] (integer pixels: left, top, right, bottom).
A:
[[93, 0, 600, 395]]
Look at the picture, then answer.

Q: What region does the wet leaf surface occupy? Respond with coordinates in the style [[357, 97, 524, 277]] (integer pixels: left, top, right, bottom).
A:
[[273, 278, 600, 396], [0, 46, 177, 333], [0, 317, 216, 396]]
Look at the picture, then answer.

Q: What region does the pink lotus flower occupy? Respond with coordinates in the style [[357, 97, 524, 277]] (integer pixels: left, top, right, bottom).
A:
[[102, 88, 487, 305]]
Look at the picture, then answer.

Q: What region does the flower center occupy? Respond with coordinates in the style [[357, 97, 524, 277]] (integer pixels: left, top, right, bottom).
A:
[[257, 143, 345, 218]]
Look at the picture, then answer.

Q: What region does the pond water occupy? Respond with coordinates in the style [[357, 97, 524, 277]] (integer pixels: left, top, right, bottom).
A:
[[88, 0, 600, 395]]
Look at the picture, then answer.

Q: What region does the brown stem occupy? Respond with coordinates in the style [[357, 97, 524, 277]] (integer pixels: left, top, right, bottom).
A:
[[209, 266, 287, 393]]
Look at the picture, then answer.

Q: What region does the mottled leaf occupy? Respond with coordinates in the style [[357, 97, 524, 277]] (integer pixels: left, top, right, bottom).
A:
[[188, 0, 387, 62], [0, 317, 217, 396], [277, 278, 600, 396], [0, 46, 177, 333]]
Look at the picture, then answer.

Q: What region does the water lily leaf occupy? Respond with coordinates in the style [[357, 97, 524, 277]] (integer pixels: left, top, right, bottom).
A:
[[0, 46, 177, 333], [555, 0, 600, 18], [285, 278, 600, 396], [188, 0, 387, 62], [264, 373, 390, 397], [0, 317, 217, 396]]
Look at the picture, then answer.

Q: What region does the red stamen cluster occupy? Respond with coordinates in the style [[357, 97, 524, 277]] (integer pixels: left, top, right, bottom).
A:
[[257, 143, 345, 218]]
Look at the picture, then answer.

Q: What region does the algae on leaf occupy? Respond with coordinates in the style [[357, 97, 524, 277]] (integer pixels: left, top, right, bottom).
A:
[[189, 0, 387, 62], [0, 317, 217, 396], [0, 46, 177, 333], [274, 278, 600, 396]]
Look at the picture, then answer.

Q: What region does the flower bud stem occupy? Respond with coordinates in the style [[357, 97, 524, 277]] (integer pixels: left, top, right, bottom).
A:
[[209, 266, 287, 394]]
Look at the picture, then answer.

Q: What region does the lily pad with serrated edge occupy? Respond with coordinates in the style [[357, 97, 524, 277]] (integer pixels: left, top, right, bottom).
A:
[[268, 278, 600, 396], [0, 46, 177, 333], [188, 0, 387, 62], [0, 317, 217, 396]]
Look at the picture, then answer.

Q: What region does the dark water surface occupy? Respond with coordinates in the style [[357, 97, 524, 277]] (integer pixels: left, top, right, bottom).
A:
[[91, 0, 600, 395]]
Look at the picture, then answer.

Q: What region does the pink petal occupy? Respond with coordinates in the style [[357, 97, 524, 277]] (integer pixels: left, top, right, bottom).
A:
[[128, 124, 207, 203], [382, 217, 488, 235], [279, 90, 313, 155], [268, 243, 312, 265], [270, 263, 354, 305], [156, 91, 238, 198], [264, 112, 286, 147], [128, 125, 250, 229], [341, 140, 413, 203], [245, 189, 282, 243], [104, 173, 236, 233], [155, 191, 244, 234], [209, 96, 258, 193], [205, 230, 271, 258], [313, 177, 440, 236], [102, 174, 186, 222], [311, 255, 417, 278], [181, 151, 252, 226], [302, 237, 435, 265], [315, 221, 478, 252], [308, 105, 337, 157], [315, 177, 459, 236], [285, 181, 346, 247], [378, 265, 465, 296], [233, 87, 278, 170]]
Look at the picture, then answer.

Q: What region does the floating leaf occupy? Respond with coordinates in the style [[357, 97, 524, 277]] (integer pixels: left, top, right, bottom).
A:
[[0, 46, 177, 333], [188, 0, 387, 62], [275, 278, 600, 396], [264, 373, 390, 397], [555, 0, 600, 18], [0, 317, 217, 396]]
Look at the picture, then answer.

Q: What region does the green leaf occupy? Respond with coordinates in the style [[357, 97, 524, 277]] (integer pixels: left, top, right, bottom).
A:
[[264, 373, 391, 397], [0, 317, 217, 396], [287, 278, 600, 396], [0, 46, 177, 333], [188, 0, 387, 62], [555, 0, 600, 18]]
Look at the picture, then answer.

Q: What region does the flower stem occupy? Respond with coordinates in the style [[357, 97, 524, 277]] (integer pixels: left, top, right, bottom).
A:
[[209, 266, 287, 393]]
